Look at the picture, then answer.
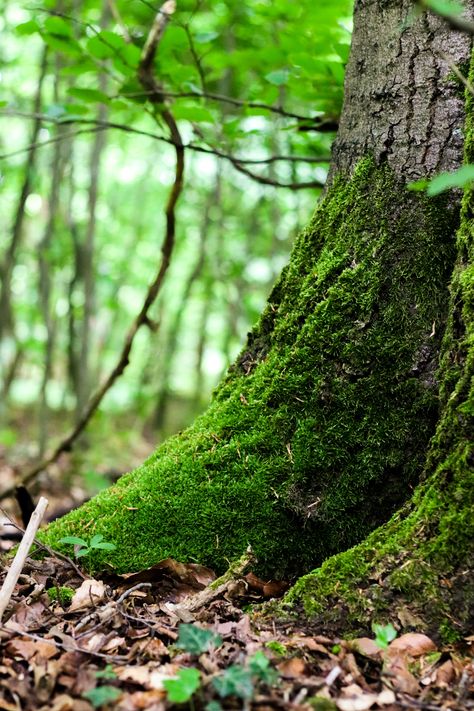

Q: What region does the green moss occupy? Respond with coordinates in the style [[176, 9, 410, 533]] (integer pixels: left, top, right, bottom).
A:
[[275, 76, 474, 635], [46, 586, 75, 606], [41, 159, 456, 578]]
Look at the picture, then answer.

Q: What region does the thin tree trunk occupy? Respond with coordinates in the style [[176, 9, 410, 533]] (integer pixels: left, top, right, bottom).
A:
[[0, 48, 47, 342]]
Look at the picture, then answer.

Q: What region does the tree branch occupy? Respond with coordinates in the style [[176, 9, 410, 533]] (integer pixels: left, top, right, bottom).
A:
[[0, 1, 184, 504], [0, 113, 327, 187]]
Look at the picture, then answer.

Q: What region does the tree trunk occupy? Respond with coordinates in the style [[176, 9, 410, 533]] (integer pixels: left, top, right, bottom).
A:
[[43, 1, 473, 634]]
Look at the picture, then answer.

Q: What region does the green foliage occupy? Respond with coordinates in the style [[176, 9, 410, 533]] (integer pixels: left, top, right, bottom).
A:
[[372, 622, 397, 649], [410, 165, 474, 196], [58, 534, 116, 559], [176, 623, 222, 654], [82, 686, 121, 708], [164, 667, 201, 703], [212, 665, 254, 700], [95, 665, 117, 680]]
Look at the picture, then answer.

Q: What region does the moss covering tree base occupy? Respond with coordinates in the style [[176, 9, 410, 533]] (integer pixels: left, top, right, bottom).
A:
[[41, 159, 457, 581], [273, 169, 474, 640]]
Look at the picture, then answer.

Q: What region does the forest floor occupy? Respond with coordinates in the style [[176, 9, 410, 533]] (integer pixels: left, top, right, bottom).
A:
[[0, 446, 473, 711]]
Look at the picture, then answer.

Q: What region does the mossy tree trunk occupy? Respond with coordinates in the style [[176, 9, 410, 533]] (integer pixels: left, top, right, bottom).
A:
[[43, 0, 473, 633]]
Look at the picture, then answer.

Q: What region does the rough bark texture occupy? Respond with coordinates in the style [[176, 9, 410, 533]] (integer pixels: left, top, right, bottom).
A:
[[42, 2, 470, 597], [330, 0, 470, 183]]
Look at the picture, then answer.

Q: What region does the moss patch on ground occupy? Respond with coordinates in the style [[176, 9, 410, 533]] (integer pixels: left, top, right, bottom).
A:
[[41, 159, 457, 578]]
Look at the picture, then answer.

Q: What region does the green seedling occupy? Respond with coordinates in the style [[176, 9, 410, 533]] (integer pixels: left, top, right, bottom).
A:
[[372, 622, 397, 649], [58, 533, 116, 559]]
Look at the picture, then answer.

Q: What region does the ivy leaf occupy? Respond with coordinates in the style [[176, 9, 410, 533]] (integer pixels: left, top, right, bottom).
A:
[[176, 624, 222, 654], [82, 686, 121, 708], [164, 667, 201, 703], [212, 665, 254, 700], [265, 69, 289, 86], [248, 651, 279, 685]]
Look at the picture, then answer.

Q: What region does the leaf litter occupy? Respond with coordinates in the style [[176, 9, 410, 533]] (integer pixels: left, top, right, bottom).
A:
[[0, 549, 473, 710]]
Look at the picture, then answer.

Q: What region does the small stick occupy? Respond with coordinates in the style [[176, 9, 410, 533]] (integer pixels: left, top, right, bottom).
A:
[[0, 496, 48, 622]]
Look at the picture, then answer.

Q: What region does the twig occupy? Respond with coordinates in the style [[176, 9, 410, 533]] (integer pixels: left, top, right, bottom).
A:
[[0, 507, 86, 579], [438, 51, 474, 96], [0, 2, 184, 504], [0, 497, 48, 621]]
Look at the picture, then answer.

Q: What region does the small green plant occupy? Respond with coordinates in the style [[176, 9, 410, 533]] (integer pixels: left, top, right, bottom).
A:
[[212, 665, 254, 701], [58, 533, 116, 559], [372, 622, 397, 649], [82, 685, 121, 708], [265, 640, 287, 656], [95, 665, 117, 680], [46, 585, 75, 606], [164, 667, 201, 703], [212, 652, 279, 701], [176, 623, 222, 654]]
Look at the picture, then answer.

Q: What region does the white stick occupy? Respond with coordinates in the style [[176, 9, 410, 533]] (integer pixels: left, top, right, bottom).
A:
[[0, 496, 48, 622]]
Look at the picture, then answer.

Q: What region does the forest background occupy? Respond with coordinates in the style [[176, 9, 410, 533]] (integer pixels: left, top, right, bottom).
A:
[[0, 0, 352, 503]]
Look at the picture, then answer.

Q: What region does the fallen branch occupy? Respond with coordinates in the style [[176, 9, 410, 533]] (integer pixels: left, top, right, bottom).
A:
[[0, 496, 48, 621]]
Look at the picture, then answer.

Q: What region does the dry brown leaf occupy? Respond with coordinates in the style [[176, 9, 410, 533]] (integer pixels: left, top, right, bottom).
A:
[[114, 663, 179, 690], [337, 691, 378, 710], [117, 689, 166, 710], [384, 654, 419, 695], [347, 637, 381, 660], [69, 579, 106, 611], [387, 633, 436, 658], [434, 659, 455, 687], [277, 657, 306, 678], [7, 638, 57, 661]]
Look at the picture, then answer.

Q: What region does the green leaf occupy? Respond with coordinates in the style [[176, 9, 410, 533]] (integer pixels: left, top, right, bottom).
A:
[[92, 542, 117, 551], [423, 0, 465, 17], [58, 536, 89, 547], [173, 104, 214, 123], [426, 164, 474, 195], [42, 34, 82, 56], [86, 30, 127, 60], [212, 665, 254, 700], [372, 622, 397, 649], [95, 665, 117, 680], [44, 16, 73, 37], [16, 20, 40, 36], [205, 703, 223, 711], [75, 548, 91, 558], [164, 667, 201, 703], [265, 69, 289, 86], [176, 624, 222, 654], [68, 87, 110, 104], [89, 534, 104, 546], [82, 686, 121, 708], [194, 31, 219, 44], [248, 651, 279, 685]]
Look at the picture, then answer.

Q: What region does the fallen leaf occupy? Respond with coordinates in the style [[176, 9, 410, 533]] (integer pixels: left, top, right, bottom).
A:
[[347, 637, 382, 659], [69, 579, 106, 611], [387, 633, 436, 658], [7, 638, 57, 661], [435, 659, 455, 687], [277, 657, 306, 678], [384, 654, 419, 695], [336, 692, 378, 710], [115, 663, 179, 690]]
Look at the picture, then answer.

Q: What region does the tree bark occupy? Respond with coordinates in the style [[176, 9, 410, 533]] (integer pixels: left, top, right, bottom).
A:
[[42, 1, 473, 635]]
